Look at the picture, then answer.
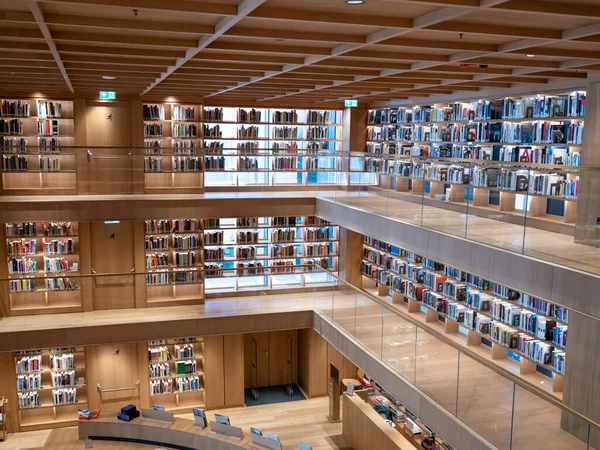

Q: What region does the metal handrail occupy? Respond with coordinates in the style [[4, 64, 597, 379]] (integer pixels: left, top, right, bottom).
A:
[[87, 150, 133, 161], [97, 380, 140, 394]]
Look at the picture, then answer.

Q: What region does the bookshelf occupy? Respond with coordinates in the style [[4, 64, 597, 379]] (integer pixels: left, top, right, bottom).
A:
[[365, 92, 585, 228], [202, 107, 344, 188], [144, 218, 204, 307], [203, 215, 338, 294], [14, 347, 87, 430], [360, 235, 567, 394], [5, 221, 81, 315], [1, 98, 76, 192], [147, 337, 204, 413], [142, 103, 203, 191]]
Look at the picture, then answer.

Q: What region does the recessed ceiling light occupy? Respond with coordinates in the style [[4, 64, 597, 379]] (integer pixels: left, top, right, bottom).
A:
[[102, 75, 116, 80], [346, 0, 364, 4], [526, 54, 535, 58]]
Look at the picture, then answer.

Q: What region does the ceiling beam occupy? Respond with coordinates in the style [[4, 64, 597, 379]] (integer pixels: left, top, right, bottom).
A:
[[36, 0, 236, 16], [141, 0, 268, 96], [249, 2, 511, 102], [205, 5, 476, 99], [43, 13, 214, 35], [27, 0, 73, 93]]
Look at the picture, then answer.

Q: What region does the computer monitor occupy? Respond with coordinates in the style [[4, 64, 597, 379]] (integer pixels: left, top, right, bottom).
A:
[[250, 427, 262, 436], [298, 441, 312, 450], [266, 432, 280, 442], [214, 414, 230, 426]]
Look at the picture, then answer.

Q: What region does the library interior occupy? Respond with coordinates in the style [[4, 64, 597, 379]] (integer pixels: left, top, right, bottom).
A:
[[0, 0, 600, 449]]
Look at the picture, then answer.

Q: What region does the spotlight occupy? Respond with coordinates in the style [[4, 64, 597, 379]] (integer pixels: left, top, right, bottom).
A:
[[346, 0, 365, 4], [102, 75, 116, 80]]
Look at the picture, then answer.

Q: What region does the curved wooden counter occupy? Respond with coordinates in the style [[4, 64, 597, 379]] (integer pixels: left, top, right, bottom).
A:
[[78, 416, 253, 450]]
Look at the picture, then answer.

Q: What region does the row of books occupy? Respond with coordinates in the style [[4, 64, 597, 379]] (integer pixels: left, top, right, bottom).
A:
[[44, 257, 70, 273], [2, 100, 31, 117], [51, 370, 76, 388], [50, 353, 75, 370], [148, 346, 169, 363], [145, 271, 199, 286], [0, 119, 23, 135], [149, 362, 170, 378], [16, 355, 42, 374], [53, 388, 77, 405], [144, 140, 199, 151], [5, 222, 73, 238], [38, 120, 59, 136], [368, 94, 585, 125], [17, 373, 41, 391], [172, 124, 197, 138], [145, 219, 200, 234], [143, 104, 165, 121], [173, 344, 195, 360]]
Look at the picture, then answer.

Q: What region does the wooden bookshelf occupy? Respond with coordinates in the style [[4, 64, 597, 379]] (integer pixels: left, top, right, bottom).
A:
[[142, 103, 203, 192], [5, 221, 82, 315], [364, 91, 585, 230], [147, 337, 205, 413], [360, 235, 566, 394], [14, 347, 87, 430], [203, 107, 343, 188], [203, 215, 339, 295], [1, 98, 76, 193], [144, 218, 204, 307]]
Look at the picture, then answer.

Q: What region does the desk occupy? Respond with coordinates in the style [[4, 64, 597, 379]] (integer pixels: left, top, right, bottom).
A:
[[79, 416, 256, 450]]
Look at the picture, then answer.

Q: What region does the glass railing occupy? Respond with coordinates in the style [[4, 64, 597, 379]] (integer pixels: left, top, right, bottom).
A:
[[325, 152, 600, 277], [2, 146, 600, 276], [0, 265, 598, 450], [313, 268, 599, 450]]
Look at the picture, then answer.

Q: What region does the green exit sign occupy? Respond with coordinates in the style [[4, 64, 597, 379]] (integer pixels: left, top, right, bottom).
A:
[[345, 99, 358, 107], [99, 91, 116, 100]]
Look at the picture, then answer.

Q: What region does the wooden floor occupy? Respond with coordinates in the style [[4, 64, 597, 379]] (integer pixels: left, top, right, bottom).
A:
[[329, 191, 600, 275], [0, 397, 349, 450], [0, 291, 593, 450]]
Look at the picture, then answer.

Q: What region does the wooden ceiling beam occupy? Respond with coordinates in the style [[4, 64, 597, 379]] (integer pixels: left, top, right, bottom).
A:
[[0, 59, 58, 68], [226, 27, 366, 44], [43, 14, 214, 35], [181, 61, 282, 72], [378, 37, 497, 53], [313, 59, 411, 70], [421, 65, 512, 75], [343, 49, 448, 62], [27, 0, 74, 93], [242, 4, 479, 102], [428, 21, 563, 40], [0, 11, 35, 24], [61, 55, 172, 66], [207, 41, 333, 56], [142, 0, 268, 95], [57, 44, 184, 59], [291, 66, 379, 76], [511, 47, 600, 60], [493, 0, 600, 19], [176, 68, 265, 77], [248, 6, 413, 28], [192, 52, 304, 65], [0, 41, 51, 52], [65, 64, 165, 74], [466, 57, 560, 69], [36, 0, 236, 16], [51, 31, 200, 49]]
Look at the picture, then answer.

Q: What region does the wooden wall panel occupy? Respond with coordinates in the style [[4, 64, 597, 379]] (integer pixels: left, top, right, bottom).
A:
[[298, 328, 310, 395], [328, 343, 358, 381], [90, 220, 135, 310], [132, 220, 147, 309], [243, 332, 269, 389], [0, 224, 9, 317], [268, 330, 298, 387], [78, 222, 93, 312], [85, 100, 133, 195], [310, 329, 329, 398], [0, 352, 19, 433], [339, 227, 363, 288], [92, 343, 141, 413], [137, 342, 150, 410], [204, 335, 225, 409], [223, 334, 244, 407]]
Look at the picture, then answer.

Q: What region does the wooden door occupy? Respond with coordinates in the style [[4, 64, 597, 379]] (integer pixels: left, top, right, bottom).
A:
[[91, 343, 141, 413], [90, 220, 135, 310], [269, 330, 298, 386], [244, 333, 270, 388], [85, 101, 133, 194]]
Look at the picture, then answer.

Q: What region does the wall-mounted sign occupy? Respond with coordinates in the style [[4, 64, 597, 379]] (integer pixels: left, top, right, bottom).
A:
[[99, 91, 116, 100], [344, 99, 358, 107]]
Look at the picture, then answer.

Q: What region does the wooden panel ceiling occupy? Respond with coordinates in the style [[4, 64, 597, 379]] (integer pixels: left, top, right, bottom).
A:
[[0, 0, 597, 106]]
